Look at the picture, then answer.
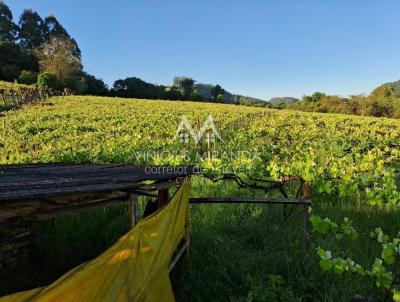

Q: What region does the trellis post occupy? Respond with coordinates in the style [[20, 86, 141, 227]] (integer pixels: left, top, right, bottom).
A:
[[303, 182, 311, 250], [157, 188, 169, 209], [128, 193, 139, 228]]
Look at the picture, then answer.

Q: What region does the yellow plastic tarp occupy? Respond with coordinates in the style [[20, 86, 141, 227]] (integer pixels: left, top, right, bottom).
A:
[[0, 182, 191, 302]]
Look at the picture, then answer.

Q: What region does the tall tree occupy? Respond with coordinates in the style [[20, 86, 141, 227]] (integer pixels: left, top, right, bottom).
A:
[[39, 37, 82, 84], [0, 1, 18, 42], [173, 76, 194, 99], [18, 9, 47, 49], [44, 15, 81, 58]]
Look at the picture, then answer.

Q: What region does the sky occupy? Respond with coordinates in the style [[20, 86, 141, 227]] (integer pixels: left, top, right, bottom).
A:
[[6, 1, 400, 100]]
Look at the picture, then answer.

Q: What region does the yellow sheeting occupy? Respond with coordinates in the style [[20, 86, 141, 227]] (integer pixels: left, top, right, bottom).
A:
[[0, 182, 191, 302]]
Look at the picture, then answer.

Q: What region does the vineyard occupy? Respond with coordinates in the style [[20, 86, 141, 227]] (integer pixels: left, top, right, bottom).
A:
[[1, 96, 400, 301], [0, 81, 54, 112]]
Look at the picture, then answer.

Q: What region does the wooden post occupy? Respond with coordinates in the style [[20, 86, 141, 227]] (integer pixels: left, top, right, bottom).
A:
[[128, 193, 139, 229], [156, 189, 169, 209], [303, 182, 311, 250], [282, 204, 287, 222], [184, 210, 190, 261], [207, 132, 211, 162]]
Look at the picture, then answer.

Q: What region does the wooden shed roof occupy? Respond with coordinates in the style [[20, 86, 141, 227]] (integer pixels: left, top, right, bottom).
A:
[[0, 163, 195, 201]]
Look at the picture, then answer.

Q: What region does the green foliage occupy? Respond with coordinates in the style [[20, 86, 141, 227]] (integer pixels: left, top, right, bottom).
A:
[[44, 15, 81, 59], [232, 275, 299, 302], [303, 92, 326, 103], [18, 9, 47, 49], [0, 63, 19, 81], [172, 76, 194, 98], [83, 74, 107, 96], [0, 41, 39, 82], [111, 77, 166, 99], [291, 83, 400, 119], [372, 83, 394, 98], [211, 84, 225, 100], [70, 77, 88, 94], [0, 4, 83, 93], [18, 70, 37, 85], [37, 72, 58, 89], [311, 215, 358, 239], [0, 1, 18, 42], [38, 37, 83, 87], [313, 217, 400, 301]]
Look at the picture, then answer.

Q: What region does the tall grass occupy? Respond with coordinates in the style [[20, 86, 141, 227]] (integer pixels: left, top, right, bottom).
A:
[[1, 178, 399, 301]]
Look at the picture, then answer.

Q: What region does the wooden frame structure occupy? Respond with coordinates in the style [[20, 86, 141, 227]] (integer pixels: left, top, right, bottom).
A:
[[0, 163, 312, 273], [190, 195, 312, 249], [0, 163, 195, 270]]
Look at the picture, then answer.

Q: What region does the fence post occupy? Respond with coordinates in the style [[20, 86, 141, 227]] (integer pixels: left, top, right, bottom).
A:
[[157, 189, 169, 209], [128, 193, 139, 228], [303, 182, 311, 250]]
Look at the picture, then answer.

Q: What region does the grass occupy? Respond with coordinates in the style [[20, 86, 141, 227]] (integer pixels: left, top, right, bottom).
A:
[[1, 177, 399, 301]]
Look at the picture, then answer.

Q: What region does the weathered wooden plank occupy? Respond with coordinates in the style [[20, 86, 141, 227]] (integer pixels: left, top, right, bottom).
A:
[[189, 197, 311, 205], [0, 164, 195, 201]]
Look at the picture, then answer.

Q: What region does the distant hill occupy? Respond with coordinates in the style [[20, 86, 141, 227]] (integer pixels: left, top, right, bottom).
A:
[[192, 82, 269, 106], [371, 80, 400, 98], [269, 97, 299, 107]]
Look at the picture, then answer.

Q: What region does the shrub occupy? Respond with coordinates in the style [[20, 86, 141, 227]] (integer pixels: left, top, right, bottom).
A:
[[37, 72, 58, 89], [18, 70, 37, 85]]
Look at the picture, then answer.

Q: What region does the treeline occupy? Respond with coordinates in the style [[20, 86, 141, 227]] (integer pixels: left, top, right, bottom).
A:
[[289, 81, 400, 118], [0, 1, 270, 106], [0, 1, 107, 95], [109, 75, 272, 106], [110, 76, 208, 101]]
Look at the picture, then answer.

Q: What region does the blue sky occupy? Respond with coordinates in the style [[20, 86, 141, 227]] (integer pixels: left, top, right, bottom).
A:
[[7, 1, 400, 100]]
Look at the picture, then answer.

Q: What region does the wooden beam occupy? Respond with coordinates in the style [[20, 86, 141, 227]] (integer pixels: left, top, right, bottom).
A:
[[189, 197, 311, 205], [33, 196, 129, 220]]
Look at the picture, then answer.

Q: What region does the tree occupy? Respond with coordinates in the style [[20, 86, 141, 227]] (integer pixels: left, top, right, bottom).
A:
[[18, 70, 37, 84], [172, 76, 194, 99], [111, 77, 164, 99], [215, 93, 225, 103], [164, 87, 182, 100], [38, 37, 83, 86], [83, 73, 108, 96], [303, 92, 326, 102], [69, 77, 87, 94], [0, 41, 38, 81], [18, 9, 47, 49], [44, 15, 81, 58], [0, 1, 18, 42], [211, 84, 225, 99]]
